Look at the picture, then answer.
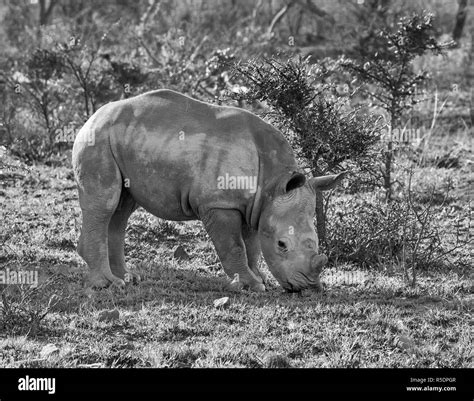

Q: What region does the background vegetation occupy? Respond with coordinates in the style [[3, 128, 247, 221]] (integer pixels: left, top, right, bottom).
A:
[[0, 0, 472, 368]]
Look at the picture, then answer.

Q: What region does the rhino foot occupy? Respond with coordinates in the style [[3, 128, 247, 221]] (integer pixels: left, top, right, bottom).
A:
[[229, 282, 266, 293], [87, 269, 126, 289], [228, 274, 266, 293], [247, 282, 266, 292]]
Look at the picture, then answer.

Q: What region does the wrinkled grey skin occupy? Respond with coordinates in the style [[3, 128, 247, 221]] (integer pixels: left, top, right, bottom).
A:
[[72, 89, 344, 292]]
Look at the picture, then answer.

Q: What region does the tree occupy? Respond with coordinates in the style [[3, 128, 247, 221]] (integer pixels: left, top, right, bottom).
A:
[[340, 12, 452, 201]]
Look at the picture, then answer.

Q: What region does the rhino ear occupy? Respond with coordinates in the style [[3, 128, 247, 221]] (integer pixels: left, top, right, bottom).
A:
[[284, 171, 306, 192], [272, 171, 306, 196], [266, 171, 306, 198], [309, 171, 347, 191]]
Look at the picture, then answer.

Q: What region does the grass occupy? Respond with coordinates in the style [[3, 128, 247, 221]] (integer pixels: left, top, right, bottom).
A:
[[0, 128, 472, 369]]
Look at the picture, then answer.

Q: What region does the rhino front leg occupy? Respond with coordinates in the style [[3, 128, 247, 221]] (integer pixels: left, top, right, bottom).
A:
[[242, 224, 267, 286], [108, 191, 139, 283], [202, 209, 265, 292]]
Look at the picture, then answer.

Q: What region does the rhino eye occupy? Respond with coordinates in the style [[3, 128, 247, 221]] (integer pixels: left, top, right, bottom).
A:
[[277, 240, 288, 253]]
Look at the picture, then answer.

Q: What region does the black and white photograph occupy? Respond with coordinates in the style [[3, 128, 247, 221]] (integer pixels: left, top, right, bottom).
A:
[[0, 0, 472, 400]]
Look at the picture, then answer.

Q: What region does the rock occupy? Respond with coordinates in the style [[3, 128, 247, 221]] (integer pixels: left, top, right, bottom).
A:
[[40, 344, 59, 358], [213, 297, 230, 309], [98, 309, 120, 323], [173, 245, 190, 261]]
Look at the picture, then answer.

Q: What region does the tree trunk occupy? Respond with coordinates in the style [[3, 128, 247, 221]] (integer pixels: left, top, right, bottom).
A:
[[38, 0, 58, 26], [452, 0, 468, 45], [315, 190, 326, 249], [312, 168, 327, 249], [384, 141, 393, 202], [384, 109, 398, 202]]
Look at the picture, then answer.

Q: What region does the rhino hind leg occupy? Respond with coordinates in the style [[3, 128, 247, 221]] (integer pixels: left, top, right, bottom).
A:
[[242, 225, 267, 285], [108, 190, 139, 282], [201, 209, 265, 292], [76, 152, 125, 288]]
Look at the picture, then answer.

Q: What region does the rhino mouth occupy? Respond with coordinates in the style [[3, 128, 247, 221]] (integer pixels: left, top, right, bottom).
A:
[[283, 271, 322, 293]]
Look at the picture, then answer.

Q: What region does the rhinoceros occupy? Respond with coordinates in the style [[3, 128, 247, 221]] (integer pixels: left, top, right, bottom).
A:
[[72, 89, 345, 292]]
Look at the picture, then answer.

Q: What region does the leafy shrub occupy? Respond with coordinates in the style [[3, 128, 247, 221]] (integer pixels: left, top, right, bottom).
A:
[[9, 134, 54, 163], [26, 48, 65, 81], [326, 186, 471, 282], [340, 12, 453, 201]]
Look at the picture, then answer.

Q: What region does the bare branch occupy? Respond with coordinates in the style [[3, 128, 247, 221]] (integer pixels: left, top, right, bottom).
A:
[[267, 0, 296, 35]]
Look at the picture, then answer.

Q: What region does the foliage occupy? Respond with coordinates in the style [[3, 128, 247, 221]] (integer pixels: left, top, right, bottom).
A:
[[326, 174, 471, 283], [339, 12, 453, 200], [342, 13, 452, 121], [57, 34, 118, 117], [26, 48, 65, 81], [232, 55, 380, 174], [1, 17, 240, 161]]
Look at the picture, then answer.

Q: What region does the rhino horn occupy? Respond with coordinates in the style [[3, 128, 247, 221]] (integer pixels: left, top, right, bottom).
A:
[[309, 172, 347, 192], [311, 254, 328, 273]]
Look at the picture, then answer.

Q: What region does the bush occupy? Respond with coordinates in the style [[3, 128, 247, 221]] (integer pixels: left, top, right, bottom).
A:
[[326, 181, 471, 283]]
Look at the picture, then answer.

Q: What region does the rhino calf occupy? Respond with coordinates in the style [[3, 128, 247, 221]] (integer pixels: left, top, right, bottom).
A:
[[72, 90, 345, 292]]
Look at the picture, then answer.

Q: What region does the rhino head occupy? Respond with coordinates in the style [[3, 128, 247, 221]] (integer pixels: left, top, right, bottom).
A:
[[258, 171, 345, 292]]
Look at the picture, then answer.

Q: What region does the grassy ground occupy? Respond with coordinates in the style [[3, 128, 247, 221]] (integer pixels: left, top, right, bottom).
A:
[[0, 145, 472, 368]]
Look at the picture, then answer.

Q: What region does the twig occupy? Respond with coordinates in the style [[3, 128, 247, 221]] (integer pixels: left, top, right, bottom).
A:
[[267, 0, 295, 35]]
